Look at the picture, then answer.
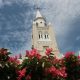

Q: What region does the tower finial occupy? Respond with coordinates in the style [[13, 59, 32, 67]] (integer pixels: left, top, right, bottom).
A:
[[34, 0, 43, 18], [36, 9, 43, 18]]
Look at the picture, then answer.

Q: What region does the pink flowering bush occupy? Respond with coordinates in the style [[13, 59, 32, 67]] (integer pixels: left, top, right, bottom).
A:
[[0, 48, 80, 80], [18, 48, 67, 80], [0, 48, 19, 80], [64, 52, 80, 80]]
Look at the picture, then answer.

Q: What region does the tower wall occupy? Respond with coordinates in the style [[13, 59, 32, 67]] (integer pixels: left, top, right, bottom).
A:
[[32, 10, 59, 56]]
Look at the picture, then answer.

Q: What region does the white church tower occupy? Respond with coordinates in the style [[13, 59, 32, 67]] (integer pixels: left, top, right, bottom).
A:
[[32, 9, 59, 56]]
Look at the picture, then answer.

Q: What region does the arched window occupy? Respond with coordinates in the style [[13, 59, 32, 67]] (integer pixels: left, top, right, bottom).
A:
[[45, 35, 46, 39], [39, 34, 40, 39], [38, 31, 43, 39], [44, 32, 49, 39]]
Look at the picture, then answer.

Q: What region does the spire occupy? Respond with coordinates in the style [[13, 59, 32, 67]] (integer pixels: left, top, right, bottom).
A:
[[36, 9, 43, 18]]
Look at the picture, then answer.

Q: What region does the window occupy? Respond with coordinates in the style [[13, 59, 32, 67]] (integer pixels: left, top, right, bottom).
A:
[[45, 35, 46, 39], [38, 31, 43, 39], [39, 34, 40, 39], [44, 32, 49, 39]]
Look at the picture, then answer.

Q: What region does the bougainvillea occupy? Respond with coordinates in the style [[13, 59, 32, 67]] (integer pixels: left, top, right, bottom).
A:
[[18, 48, 67, 80], [0, 48, 19, 80], [0, 48, 80, 80], [64, 52, 80, 80]]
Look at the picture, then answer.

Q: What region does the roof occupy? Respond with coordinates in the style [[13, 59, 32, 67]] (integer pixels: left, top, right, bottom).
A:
[[36, 9, 43, 18]]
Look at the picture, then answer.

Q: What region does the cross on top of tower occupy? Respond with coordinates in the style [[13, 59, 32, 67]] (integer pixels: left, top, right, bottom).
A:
[[34, 0, 43, 19]]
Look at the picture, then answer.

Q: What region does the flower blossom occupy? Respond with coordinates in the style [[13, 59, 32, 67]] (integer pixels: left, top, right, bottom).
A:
[[45, 48, 53, 56], [59, 67, 67, 78], [65, 52, 75, 58], [18, 68, 26, 80], [26, 49, 37, 58], [8, 57, 20, 65], [47, 66, 67, 78], [26, 49, 41, 59]]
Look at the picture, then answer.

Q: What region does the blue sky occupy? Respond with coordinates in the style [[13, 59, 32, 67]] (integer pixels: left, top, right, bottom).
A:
[[0, 0, 80, 54]]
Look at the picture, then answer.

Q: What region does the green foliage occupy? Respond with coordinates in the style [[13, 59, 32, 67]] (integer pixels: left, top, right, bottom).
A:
[[64, 53, 80, 80], [0, 48, 80, 80], [0, 48, 18, 80]]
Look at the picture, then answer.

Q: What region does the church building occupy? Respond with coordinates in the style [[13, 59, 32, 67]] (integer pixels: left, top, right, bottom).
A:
[[32, 9, 59, 56]]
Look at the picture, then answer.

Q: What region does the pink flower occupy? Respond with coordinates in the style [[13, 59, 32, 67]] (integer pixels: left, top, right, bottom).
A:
[[8, 57, 20, 65], [30, 49, 37, 57], [48, 66, 59, 77], [65, 52, 75, 58], [45, 48, 53, 56], [47, 66, 67, 78], [59, 67, 67, 78], [48, 66, 56, 73], [35, 53, 42, 59], [26, 49, 39, 58], [18, 68, 26, 79], [8, 57, 15, 62], [48, 66, 57, 77]]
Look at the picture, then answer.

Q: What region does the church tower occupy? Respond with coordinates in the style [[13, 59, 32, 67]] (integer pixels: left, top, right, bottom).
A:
[[32, 9, 59, 56]]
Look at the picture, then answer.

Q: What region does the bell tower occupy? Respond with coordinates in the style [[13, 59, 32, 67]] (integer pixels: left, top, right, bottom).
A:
[[32, 9, 59, 56]]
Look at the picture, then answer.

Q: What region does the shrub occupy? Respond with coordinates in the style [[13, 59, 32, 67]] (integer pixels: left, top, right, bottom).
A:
[[18, 48, 67, 80], [64, 52, 80, 80], [0, 48, 80, 80], [0, 48, 19, 80]]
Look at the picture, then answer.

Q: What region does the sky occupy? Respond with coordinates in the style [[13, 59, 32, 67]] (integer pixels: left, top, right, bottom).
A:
[[0, 0, 80, 55]]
